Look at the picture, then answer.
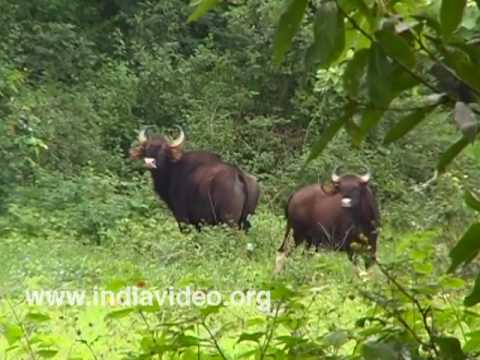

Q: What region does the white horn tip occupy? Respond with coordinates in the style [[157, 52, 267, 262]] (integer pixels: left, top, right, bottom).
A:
[[359, 174, 370, 183], [169, 126, 185, 147], [138, 129, 147, 143]]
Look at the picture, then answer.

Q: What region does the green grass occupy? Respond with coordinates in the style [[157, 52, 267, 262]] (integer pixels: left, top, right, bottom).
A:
[[0, 203, 476, 359]]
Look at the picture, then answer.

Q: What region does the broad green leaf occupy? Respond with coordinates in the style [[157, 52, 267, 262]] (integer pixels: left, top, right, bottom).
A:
[[104, 307, 135, 320], [270, 284, 297, 300], [446, 51, 480, 94], [367, 44, 395, 107], [362, 341, 397, 360], [465, 273, 480, 306], [432, 42, 480, 94], [413, 14, 441, 34], [273, 0, 309, 64], [476, 0, 480, 10], [343, 48, 370, 98], [448, 51, 480, 91], [246, 317, 267, 327], [465, 190, 480, 212], [306, 109, 353, 162], [354, 106, 388, 147], [439, 276, 465, 289], [346, 116, 363, 147], [1, 323, 23, 345], [237, 332, 265, 343], [323, 330, 349, 348], [440, 0, 467, 37], [437, 136, 471, 174], [237, 350, 257, 359], [137, 302, 161, 313], [175, 334, 201, 347], [451, 42, 480, 65], [376, 30, 415, 67], [415, 261, 434, 274], [434, 336, 466, 360], [104, 278, 128, 292], [339, 0, 372, 27], [384, 106, 436, 144], [276, 335, 307, 347], [37, 350, 59, 358], [25, 312, 50, 323], [391, 66, 419, 94], [187, 0, 220, 23], [305, 2, 345, 69], [448, 223, 480, 272], [463, 333, 480, 352], [199, 304, 223, 318], [360, 108, 384, 133]]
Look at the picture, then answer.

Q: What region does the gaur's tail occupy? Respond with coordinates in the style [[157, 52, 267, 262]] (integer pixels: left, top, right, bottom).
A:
[[277, 193, 294, 251], [237, 170, 256, 231], [284, 192, 294, 219]]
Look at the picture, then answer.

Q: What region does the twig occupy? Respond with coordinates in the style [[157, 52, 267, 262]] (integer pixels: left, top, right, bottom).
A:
[[335, 1, 442, 96], [359, 290, 430, 349], [77, 339, 99, 360], [260, 302, 281, 360], [415, 33, 480, 99], [138, 310, 161, 352], [413, 170, 439, 192], [202, 321, 228, 360], [5, 299, 37, 360], [377, 262, 440, 357]]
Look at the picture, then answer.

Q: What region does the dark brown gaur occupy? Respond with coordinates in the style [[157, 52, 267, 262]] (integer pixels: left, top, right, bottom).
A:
[[130, 127, 260, 231], [274, 167, 380, 272]]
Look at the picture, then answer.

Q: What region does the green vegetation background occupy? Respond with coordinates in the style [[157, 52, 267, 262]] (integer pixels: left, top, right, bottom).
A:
[[0, 0, 480, 358]]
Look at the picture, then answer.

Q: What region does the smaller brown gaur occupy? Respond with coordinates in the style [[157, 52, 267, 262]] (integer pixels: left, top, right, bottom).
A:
[[274, 167, 380, 273]]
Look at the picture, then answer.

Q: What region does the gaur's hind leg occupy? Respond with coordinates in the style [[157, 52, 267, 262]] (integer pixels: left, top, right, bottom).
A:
[[177, 222, 191, 234], [274, 222, 293, 273], [240, 218, 252, 233], [345, 242, 359, 265], [274, 224, 304, 273]]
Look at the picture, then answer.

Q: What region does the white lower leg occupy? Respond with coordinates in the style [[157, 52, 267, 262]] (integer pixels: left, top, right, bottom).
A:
[[274, 251, 288, 273]]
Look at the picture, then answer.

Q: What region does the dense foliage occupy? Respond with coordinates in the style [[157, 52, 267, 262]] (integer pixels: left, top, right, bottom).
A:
[[0, 0, 480, 358]]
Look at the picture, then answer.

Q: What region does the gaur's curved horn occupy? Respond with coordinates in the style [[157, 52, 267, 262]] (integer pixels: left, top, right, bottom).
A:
[[168, 126, 185, 148], [331, 166, 341, 183], [358, 167, 371, 183], [138, 128, 148, 143]]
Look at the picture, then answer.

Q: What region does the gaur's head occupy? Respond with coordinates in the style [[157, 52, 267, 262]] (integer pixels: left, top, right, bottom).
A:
[[330, 167, 371, 209], [129, 127, 185, 170]]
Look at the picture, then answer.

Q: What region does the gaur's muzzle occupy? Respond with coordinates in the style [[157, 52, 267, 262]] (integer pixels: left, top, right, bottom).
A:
[[144, 157, 157, 169], [341, 197, 352, 208]]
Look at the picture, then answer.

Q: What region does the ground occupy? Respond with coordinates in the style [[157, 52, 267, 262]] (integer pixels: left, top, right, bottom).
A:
[[0, 205, 473, 359]]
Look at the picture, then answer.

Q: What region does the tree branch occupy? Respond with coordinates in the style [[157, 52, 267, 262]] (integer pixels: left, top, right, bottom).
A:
[[202, 321, 228, 360], [346, 95, 447, 113], [335, 1, 445, 96], [377, 262, 440, 358], [415, 33, 480, 99]]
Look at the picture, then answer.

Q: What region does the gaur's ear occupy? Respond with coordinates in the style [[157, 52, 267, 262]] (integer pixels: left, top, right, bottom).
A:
[[322, 182, 337, 194], [129, 144, 144, 160]]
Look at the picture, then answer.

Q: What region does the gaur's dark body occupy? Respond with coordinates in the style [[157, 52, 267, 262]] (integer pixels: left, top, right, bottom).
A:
[[150, 151, 259, 229], [130, 129, 259, 230], [275, 173, 379, 272]]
